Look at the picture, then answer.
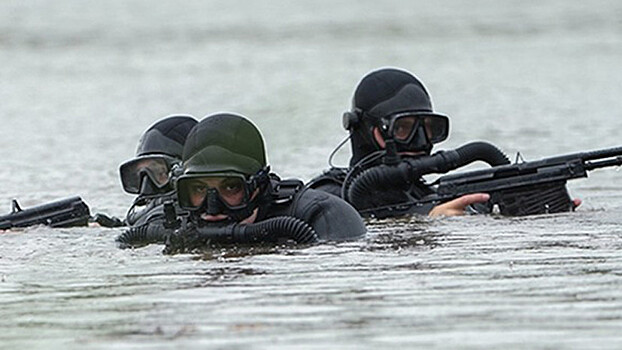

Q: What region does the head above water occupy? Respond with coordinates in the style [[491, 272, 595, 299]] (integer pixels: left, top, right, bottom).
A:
[[342, 67, 450, 166], [181, 112, 267, 177], [135, 114, 199, 159], [176, 112, 271, 223], [120, 114, 198, 196]]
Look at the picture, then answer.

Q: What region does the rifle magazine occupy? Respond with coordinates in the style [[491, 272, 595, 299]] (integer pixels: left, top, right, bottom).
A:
[[491, 181, 574, 216]]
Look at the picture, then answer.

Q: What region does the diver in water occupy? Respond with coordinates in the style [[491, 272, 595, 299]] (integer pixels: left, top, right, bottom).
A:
[[160, 112, 365, 251], [2, 115, 197, 231], [118, 114, 198, 227], [307, 67, 510, 217]]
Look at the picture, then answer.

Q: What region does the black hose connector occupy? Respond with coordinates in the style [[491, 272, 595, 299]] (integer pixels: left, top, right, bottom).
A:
[[116, 222, 172, 249], [165, 216, 318, 253], [346, 141, 509, 209]]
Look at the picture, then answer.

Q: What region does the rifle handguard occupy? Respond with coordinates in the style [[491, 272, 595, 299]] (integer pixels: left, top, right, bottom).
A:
[[0, 196, 91, 230]]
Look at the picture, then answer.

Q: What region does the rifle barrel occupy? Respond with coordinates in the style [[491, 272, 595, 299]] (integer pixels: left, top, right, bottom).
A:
[[585, 156, 622, 171], [582, 146, 622, 161]]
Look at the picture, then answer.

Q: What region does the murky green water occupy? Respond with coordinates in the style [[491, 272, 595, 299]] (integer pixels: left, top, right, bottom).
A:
[[1, 1, 622, 348]]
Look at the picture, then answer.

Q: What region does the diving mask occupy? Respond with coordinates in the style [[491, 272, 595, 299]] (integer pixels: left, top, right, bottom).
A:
[[383, 112, 449, 144], [176, 170, 269, 221], [380, 112, 449, 153], [119, 155, 178, 194]]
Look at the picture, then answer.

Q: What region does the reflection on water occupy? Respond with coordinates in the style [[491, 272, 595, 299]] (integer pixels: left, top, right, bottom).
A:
[[2, 0, 622, 348]]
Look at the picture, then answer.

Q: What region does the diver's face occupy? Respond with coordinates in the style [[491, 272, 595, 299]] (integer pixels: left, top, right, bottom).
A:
[[373, 112, 449, 156], [184, 176, 259, 224], [186, 177, 246, 207]]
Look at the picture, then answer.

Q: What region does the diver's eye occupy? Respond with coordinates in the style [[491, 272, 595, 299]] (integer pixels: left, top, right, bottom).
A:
[[219, 179, 245, 196], [423, 117, 434, 136], [190, 184, 208, 196], [155, 170, 169, 184], [393, 117, 416, 141]]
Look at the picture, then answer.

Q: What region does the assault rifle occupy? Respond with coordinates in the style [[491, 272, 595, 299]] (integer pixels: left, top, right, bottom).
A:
[[361, 145, 622, 218], [0, 196, 91, 230]]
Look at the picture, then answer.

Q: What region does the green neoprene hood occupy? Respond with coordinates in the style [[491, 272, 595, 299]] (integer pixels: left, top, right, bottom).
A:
[[182, 113, 267, 176]]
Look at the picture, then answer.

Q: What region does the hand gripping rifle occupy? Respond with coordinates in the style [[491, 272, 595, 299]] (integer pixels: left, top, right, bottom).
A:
[[359, 145, 622, 218], [0, 196, 91, 230]]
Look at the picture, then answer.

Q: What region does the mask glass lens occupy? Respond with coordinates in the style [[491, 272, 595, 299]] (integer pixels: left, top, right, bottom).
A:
[[119, 155, 175, 194], [389, 113, 449, 144], [422, 115, 449, 143], [177, 175, 248, 211], [392, 116, 420, 142]]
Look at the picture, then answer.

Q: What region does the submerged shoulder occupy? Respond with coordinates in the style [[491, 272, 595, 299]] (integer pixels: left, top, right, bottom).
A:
[[290, 188, 366, 241]]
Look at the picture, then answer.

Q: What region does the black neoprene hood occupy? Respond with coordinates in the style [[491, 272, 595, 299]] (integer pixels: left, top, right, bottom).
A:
[[182, 113, 268, 176], [353, 67, 435, 121], [347, 67, 446, 165], [136, 114, 198, 159]]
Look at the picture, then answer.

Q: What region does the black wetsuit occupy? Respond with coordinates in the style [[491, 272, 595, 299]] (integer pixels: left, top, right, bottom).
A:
[[258, 178, 366, 241], [125, 193, 178, 227], [104, 193, 182, 245], [93, 195, 178, 230]]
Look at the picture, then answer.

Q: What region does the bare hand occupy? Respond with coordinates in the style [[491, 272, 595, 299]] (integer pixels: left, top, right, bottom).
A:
[[428, 193, 490, 217]]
